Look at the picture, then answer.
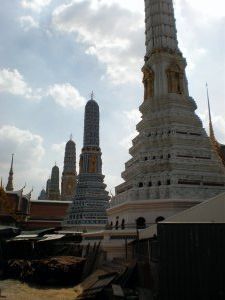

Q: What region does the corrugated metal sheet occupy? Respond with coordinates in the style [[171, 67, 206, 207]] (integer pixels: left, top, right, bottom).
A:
[[158, 223, 225, 300]]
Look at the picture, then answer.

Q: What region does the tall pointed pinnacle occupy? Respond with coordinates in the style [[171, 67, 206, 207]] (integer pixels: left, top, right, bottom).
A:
[[61, 134, 77, 201], [145, 0, 181, 57], [6, 154, 14, 191], [206, 83, 216, 141]]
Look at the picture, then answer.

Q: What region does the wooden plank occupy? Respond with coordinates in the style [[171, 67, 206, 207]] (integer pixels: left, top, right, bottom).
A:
[[112, 284, 124, 297]]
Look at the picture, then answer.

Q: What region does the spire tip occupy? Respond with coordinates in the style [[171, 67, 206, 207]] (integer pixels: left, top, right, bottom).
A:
[[90, 91, 95, 100]]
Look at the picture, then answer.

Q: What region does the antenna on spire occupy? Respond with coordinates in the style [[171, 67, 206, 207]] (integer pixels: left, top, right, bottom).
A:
[[90, 91, 95, 100], [70, 134, 73, 141]]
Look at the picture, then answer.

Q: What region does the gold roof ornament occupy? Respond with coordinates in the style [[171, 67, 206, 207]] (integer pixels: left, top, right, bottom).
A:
[[207, 83, 225, 168]]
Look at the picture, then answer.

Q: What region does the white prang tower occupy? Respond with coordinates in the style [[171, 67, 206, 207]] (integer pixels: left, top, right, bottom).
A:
[[107, 0, 225, 229]]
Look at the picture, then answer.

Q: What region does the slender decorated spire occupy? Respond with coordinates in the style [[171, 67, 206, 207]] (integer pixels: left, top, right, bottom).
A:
[[145, 0, 180, 56], [48, 164, 60, 200], [64, 95, 109, 229], [6, 154, 14, 191], [61, 136, 77, 201], [206, 83, 216, 141], [83, 92, 99, 147]]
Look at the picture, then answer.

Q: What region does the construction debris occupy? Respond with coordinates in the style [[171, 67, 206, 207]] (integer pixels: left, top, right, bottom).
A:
[[5, 256, 86, 286]]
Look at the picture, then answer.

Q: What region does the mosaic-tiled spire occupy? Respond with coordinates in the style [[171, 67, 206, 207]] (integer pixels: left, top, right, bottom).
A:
[[83, 92, 99, 147], [38, 188, 46, 200], [61, 136, 77, 201], [48, 164, 60, 200], [46, 178, 51, 199], [65, 94, 109, 229], [6, 154, 14, 191]]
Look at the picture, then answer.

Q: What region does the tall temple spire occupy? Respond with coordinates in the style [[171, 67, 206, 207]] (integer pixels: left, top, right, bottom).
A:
[[83, 93, 99, 147], [61, 137, 77, 201], [64, 96, 109, 230], [107, 0, 225, 229], [6, 154, 14, 191], [145, 0, 180, 57], [48, 164, 60, 200]]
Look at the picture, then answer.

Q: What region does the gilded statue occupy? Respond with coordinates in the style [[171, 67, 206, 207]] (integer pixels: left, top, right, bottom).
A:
[[142, 67, 154, 100], [89, 155, 97, 173], [167, 64, 184, 94]]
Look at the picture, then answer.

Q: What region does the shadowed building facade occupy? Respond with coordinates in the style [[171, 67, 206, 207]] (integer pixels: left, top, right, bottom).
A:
[[61, 137, 77, 201], [64, 95, 109, 231]]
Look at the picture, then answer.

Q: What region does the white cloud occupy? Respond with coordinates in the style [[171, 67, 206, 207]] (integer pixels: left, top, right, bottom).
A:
[[0, 125, 48, 195], [19, 15, 39, 31], [0, 68, 41, 100], [104, 174, 121, 196], [21, 0, 52, 12], [0, 125, 45, 167], [175, 0, 225, 21], [52, 0, 144, 84], [51, 142, 66, 154], [48, 83, 85, 109], [119, 109, 141, 150], [124, 109, 141, 123], [0, 69, 84, 109], [212, 115, 225, 143]]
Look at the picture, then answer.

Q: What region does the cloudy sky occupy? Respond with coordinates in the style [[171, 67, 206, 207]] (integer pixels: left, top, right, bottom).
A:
[[0, 0, 225, 198]]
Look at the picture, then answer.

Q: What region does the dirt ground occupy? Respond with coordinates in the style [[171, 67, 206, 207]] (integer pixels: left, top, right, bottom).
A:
[[0, 279, 81, 300]]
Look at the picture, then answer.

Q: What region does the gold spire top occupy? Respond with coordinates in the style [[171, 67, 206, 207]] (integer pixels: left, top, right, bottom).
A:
[[206, 83, 225, 168]]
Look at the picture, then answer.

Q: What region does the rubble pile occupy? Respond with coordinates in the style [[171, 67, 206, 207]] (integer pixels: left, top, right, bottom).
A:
[[6, 256, 86, 286]]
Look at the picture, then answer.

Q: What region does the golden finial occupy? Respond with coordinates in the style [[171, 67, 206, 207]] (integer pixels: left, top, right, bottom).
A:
[[90, 91, 95, 100]]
